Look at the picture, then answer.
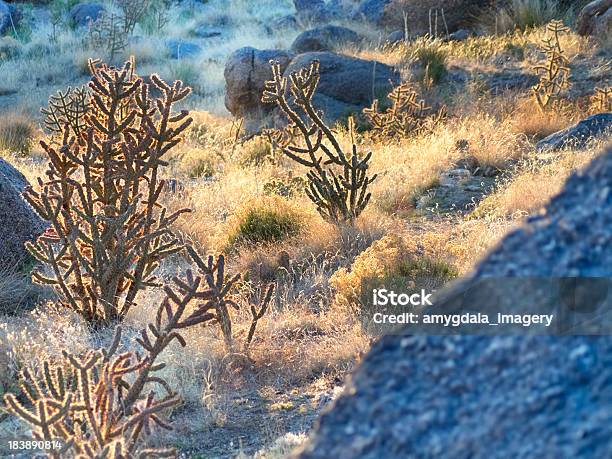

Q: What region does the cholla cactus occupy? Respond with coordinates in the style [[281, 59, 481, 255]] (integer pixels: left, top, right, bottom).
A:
[[531, 20, 571, 113], [592, 86, 612, 113], [41, 86, 89, 138], [24, 59, 193, 325], [262, 60, 377, 225], [3, 260, 234, 458], [363, 83, 443, 140], [86, 12, 128, 61]]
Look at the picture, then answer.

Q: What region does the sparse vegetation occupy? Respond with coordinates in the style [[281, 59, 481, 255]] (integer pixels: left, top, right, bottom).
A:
[[0, 0, 610, 457]]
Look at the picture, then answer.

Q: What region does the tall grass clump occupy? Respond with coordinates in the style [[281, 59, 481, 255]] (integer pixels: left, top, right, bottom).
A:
[[486, 0, 574, 33], [0, 113, 37, 156], [227, 198, 305, 247]]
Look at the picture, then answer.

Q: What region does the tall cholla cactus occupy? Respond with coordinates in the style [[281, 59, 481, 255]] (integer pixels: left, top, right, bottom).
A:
[[262, 60, 377, 225], [532, 20, 571, 113], [24, 58, 193, 325]]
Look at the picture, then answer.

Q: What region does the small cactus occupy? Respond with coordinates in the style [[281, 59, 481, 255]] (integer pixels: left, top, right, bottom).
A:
[[531, 20, 571, 113]]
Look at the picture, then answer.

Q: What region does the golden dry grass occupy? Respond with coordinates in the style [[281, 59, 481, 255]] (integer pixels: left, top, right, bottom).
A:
[[0, 6, 610, 456]]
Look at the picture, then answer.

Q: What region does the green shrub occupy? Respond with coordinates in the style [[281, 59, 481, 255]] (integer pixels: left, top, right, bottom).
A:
[[486, 0, 575, 33], [227, 198, 304, 247], [240, 137, 274, 167], [414, 43, 447, 86], [263, 176, 308, 198]]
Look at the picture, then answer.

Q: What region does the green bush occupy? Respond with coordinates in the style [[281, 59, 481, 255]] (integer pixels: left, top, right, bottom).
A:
[[227, 199, 304, 247], [415, 43, 447, 86], [240, 137, 274, 167]]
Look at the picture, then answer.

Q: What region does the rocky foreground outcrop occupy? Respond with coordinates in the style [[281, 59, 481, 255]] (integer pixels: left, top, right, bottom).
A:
[[0, 159, 46, 273], [537, 113, 612, 151], [297, 143, 612, 459]]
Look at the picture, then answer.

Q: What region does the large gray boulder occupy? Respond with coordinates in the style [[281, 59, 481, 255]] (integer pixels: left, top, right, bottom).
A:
[[366, 0, 490, 33], [290, 25, 361, 54], [536, 113, 612, 151], [576, 0, 612, 37], [69, 2, 106, 27], [224, 47, 295, 131], [298, 144, 612, 458], [279, 51, 400, 126], [0, 159, 46, 272]]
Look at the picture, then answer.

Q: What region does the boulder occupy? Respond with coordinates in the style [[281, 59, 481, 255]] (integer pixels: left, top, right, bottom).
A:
[[272, 14, 299, 30], [293, 0, 328, 22], [386, 29, 406, 44], [448, 28, 471, 41], [280, 52, 399, 126], [353, 0, 391, 24], [576, 0, 612, 37], [192, 24, 223, 38], [290, 25, 361, 53], [0, 159, 46, 272], [69, 2, 106, 27], [297, 144, 612, 458], [224, 47, 295, 120], [165, 39, 202, 59], [324, 0, 357, 18], [536, 113, 612, 151]]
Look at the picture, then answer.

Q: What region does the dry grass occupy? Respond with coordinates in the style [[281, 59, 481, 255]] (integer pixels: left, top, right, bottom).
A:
[[0, 113, 38, 157], [0, 4, 610, 456], [473, 146, 600, 220]]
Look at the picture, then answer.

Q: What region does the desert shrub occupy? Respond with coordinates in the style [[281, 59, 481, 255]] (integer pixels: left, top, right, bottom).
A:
[[262, 60, 378, 225], [405, 38, 448, 86], [138, 0, 171, 35], [263, 176, 308, 198], [486, 0, 572, 33], [330, 235, 457, 313], [179, 147, 217, 178], [0, 113, 36, 156], [240, 137, 274, 166], [24, 58, 193, 325], [41, 85, 89, 138], [85, 13, 128, 61], [227, 198, 305, 247], [0, 37, 22, 60], [531, 20, 571, 113]]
